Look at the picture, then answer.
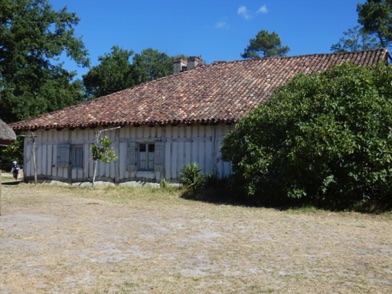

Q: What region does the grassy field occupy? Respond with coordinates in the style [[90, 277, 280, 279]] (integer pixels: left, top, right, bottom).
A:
[[1, 174, 392, 293]]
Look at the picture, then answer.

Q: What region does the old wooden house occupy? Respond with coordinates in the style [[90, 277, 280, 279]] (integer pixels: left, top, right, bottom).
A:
[[10, 49, 389, 184]]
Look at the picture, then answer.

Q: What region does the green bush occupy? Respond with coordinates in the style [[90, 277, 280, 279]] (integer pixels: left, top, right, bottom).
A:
[[160, 178, 170, 189], [0, 138, 23, 170], [91, 135, 118, 163], [180, 162, 205, 190], [221, 63, 392, 210]]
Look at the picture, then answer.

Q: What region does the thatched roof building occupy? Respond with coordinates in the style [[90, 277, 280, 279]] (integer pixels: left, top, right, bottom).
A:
[[0, 119, 16, 145]]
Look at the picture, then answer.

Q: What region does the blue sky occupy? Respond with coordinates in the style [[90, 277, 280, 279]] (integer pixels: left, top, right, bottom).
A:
[[50, 0, 364, 77]]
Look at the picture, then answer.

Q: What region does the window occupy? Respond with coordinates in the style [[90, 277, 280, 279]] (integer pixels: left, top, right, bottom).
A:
[[56, 144, 84, 168], [71, 145, 84, 168], [138, 143, 155, 171], [127, 141, 164, 172], [57, 144, 70, 166]]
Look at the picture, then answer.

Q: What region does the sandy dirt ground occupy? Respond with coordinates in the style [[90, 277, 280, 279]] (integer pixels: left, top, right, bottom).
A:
[[0, 181, 391, 293]]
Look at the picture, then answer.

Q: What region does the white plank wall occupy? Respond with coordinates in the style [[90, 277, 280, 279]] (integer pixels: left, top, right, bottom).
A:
[[23, 123, 234, 183]]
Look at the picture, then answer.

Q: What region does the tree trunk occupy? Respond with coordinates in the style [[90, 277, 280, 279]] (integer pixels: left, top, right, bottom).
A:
[[92, 160, 97, 188], [32, 134, 37, 184], [0, 170, 2, 216]]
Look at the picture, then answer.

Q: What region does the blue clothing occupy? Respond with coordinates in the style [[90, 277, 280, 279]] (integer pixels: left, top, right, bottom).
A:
[[11, 164, 19, 179]]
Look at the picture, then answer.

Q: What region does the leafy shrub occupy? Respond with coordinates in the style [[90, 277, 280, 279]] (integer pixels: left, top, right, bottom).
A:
[[180, 162, 205, 190], [0, 138, 23, 170], [160, 178, 170, 189], [203, 173, 219, 188], [221, 63, 392, 210], [91, 136, 118, 163]]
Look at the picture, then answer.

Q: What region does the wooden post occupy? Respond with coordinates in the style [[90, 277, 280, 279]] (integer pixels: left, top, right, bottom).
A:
[[92, 131, 99, 188], [0, 170, 2, 216], [32, 133, 37, 184]]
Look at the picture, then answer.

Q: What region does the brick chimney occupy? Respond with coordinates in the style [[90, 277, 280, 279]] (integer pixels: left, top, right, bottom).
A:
[[173, 56, 205, 74], [187, 56, 205, 70], [173, 58, 188, 74]]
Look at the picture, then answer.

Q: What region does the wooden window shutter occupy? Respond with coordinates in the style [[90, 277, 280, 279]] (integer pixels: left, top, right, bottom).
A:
[[154, 142, 165, 172], [57, 144, 70, 166], [71, 145, 83, 168], [127, 142, 137, 171]]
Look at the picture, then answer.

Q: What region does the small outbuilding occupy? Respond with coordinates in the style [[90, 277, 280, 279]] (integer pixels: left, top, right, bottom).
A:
[[0, 118, 16, 215], [0, 118, 16, 146]]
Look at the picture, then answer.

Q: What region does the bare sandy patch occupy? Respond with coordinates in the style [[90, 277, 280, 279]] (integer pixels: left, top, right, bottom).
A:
[[0, 181, 391, 293]]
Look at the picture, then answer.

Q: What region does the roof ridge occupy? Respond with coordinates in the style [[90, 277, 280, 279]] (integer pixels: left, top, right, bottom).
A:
[[211, 48, 389, 65]]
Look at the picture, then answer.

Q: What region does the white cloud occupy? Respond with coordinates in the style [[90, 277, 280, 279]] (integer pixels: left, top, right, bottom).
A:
[[237, 6, 251, 20], [215, 21, 230, 29], [257, 5, 268, 14]]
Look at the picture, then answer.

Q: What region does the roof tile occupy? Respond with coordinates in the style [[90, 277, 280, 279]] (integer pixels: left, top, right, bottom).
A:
[[10, 49, 389, 131]]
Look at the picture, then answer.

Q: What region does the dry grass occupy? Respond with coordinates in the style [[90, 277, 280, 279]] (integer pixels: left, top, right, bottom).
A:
[[1, 176, 392, 293]]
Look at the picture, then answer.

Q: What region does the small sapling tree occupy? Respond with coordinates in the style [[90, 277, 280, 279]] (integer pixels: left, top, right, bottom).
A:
[[91, 131, 118, 187]]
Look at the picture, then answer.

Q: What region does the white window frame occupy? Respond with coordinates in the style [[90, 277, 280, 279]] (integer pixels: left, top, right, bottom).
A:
[[127, 141, 164, 173], [138, 143, 155, 171]]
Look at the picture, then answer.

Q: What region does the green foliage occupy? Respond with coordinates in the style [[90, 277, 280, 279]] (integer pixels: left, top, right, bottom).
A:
[[358, 0, 392, 50], [133, 48, 173, 84], [83, 47, 177, 98], [241, 30, 290, 59], [0, 137, 23, 170], [0, 0, 89, 122], [221, 63, 392, 209], [180, 162, 205, 190], [91, 136, 118, 163], [331, 25, 382, 52], [83, 46, 135, 98], [159, 178, 170, 189]]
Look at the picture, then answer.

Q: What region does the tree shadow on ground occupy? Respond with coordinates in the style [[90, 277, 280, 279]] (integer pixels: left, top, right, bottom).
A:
[[1, 180, 21, 186], [180, 185, 260, 208], [180, 185, 392, 214]]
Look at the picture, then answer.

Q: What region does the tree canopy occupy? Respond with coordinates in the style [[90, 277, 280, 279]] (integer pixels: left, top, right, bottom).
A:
[[133, 48, 173, 84], [83, 46, 135, 98], [221, 63, 392, 210], [358, 0, 392, 60], [331, 25, 382, 52], [241, 30, 290, 59], [83, 47, 180, 99], [0, 0, 89, 122]]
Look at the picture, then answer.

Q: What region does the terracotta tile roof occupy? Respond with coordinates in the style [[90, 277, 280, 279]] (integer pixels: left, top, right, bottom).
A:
[[10, 49, 389, 131]]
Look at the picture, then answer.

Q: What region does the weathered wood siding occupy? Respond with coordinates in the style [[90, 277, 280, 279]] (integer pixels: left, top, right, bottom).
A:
[[22, 124, 233, 183]]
